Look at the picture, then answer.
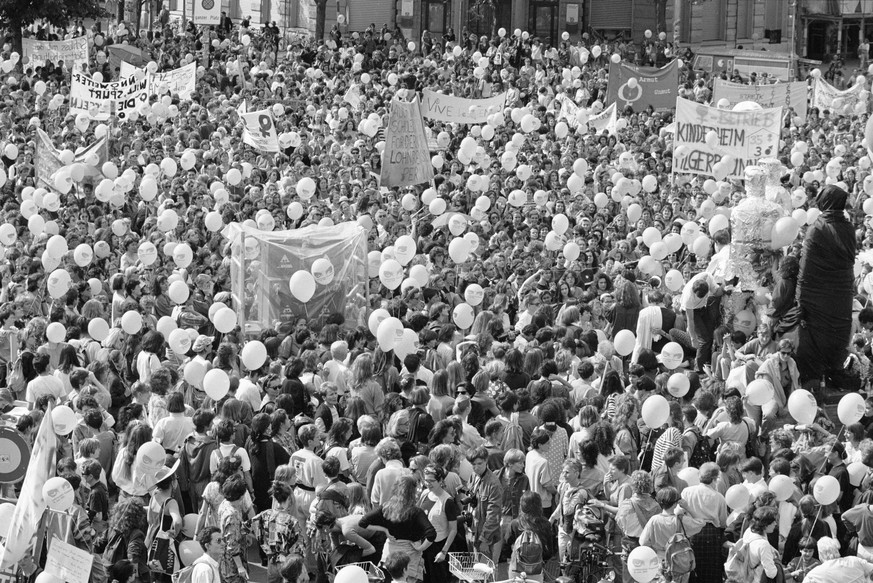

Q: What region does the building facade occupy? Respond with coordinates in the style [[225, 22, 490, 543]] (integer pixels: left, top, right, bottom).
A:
[[169, 0, 796, 58]]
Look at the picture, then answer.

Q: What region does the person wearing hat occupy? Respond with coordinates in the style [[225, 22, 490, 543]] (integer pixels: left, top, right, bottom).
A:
[[144, 460, 182, 580]]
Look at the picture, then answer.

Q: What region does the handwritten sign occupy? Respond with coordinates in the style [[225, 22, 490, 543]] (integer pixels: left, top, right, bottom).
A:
[[606, 60, 679, 113], [148, 62, 196, 99], [589, 103, 617, 134], [712, 78, 808, 119], [420, 89, 506, 125], [45, 538, 93, 583], [812, 78, 866, 116], [240, 108, 280, 152], [381, 96, 434, 187], [673, 96, 782, 179], [22, 37, 88, 71], [70, 71, 148, 121]]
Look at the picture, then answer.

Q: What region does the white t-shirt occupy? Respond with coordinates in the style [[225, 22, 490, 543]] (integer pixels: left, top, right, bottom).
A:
[[26, 375, 65, 404], [209, 443, 251, 474], [235, 379, 262, 413], [525, 449, 553, 508]]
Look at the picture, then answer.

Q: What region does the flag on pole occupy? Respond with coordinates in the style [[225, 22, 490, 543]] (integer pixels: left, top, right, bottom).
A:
[[0, 403, 57, 569]]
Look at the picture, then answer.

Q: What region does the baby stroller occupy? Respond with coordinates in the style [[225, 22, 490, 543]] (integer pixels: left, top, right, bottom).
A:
[[559, 503, 616, 583]]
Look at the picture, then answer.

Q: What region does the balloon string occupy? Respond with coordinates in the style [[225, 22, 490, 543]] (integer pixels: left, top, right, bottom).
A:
[[816, 425, 844, 475]]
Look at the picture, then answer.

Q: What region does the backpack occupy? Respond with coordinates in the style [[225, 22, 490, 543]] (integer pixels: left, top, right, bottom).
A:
[[665, 517, 696, 578], [743, 419, 763, 460], [511, 527, 544, 576], [501, 412, 525, 452], [683, 426, 712, 467], [725, 538, 757, 583]]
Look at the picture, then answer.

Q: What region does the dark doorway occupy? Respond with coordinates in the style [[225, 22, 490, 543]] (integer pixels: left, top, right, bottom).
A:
[[807, 20, 828, 60], [528, 1, 558, 46]]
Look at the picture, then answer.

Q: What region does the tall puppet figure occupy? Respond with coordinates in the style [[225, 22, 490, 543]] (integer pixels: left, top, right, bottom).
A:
[[796, 186, 857, 384]]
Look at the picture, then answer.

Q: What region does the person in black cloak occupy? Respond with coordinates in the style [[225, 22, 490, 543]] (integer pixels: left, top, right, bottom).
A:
[[796, 185, 857, 385]]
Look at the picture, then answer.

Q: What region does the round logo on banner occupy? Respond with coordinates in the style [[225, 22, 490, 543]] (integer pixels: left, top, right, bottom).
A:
[[0, 427, 31, 484], [201, 0, 215, 9]]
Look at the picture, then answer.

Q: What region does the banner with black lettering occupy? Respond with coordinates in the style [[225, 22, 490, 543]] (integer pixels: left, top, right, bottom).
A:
[[673, 96, 782, 179], [70, 71, 148, 121], [381, 96, 434, 187], [420, 89, 507, 124], [22, 37, 88, 71]]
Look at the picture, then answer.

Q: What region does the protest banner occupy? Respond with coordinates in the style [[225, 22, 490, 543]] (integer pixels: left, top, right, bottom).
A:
[[0, 404, 57, 569], [712, 78, 808, 119], [420, 89, 506, 124], [35, 129, 108, 190], [381, 96, 434, 187], [241, 108, 280, 152], [673, 96, 782, 179], [812, 78, 867, 116], [148, 62, 196, 99], [557, 94, 580, 122], [606, 60, 679, 113], [70, 71, 148, 121], [192, 0, 221, 25], [589, 103, 617, 134], [22, 37, 88, 71]]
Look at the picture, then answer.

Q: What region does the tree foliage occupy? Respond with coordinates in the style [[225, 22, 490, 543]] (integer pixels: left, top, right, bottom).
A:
[[0, 0, 106, 31], [0, 0, 106, 51]]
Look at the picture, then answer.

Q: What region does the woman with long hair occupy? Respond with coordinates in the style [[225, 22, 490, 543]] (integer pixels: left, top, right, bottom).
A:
[[112, 421, 154, 502], [610, 270, 642, 337], [599, 369, 625, 421], [54, 344, 80, 396], [502, 348, 530, 390], [102, 498, 149, 583], [246, 413, 291, 513], [324, 417, 354, 481], [348, 353, 385, 416], [136, 331, 164, 384], [358, 475, 437, 583], [428, 370, 454, 422], [506, 492, 556, 582], [372, 347, 400, 394], [219, 398, 252, 447]]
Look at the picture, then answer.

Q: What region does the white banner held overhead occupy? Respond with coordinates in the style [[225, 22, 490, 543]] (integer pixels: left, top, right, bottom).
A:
[[240, 108, 280, 152], [420, 89, 507, 124], [712, 78, 808, 119], [70, 71, 148, 121], [811, 78, 866, 116], [588, 103, 617, 135], [673, 96, 782, 179], [22, 37, 89, 71], [148, 62, 197, 99]]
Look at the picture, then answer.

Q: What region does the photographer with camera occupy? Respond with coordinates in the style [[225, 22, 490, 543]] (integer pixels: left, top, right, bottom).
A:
[[465, 446, 504, 560]]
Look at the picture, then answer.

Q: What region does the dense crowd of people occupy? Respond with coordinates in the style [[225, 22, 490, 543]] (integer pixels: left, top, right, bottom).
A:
[[5, 10, 873, 583]]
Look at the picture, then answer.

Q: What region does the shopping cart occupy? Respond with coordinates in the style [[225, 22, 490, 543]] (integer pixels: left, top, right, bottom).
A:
[[338, 562, 385, 583], [448, 552, 496, 583]]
